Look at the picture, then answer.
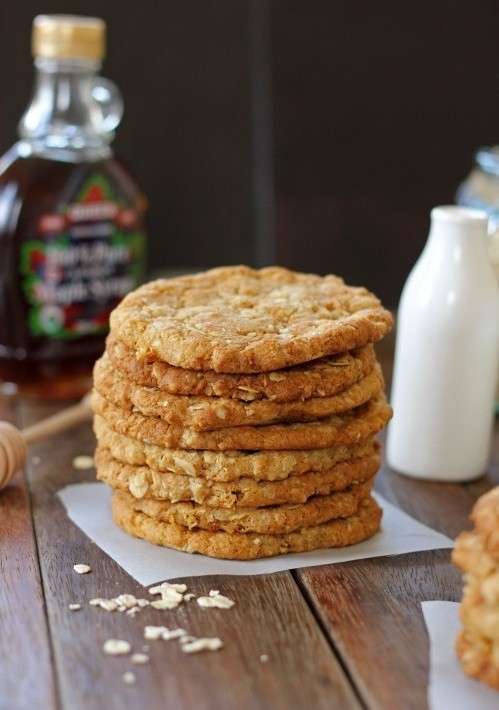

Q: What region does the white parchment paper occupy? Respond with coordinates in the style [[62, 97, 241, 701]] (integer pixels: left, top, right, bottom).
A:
[[57, 482, 452, 585], [422, 601, 498, 710]]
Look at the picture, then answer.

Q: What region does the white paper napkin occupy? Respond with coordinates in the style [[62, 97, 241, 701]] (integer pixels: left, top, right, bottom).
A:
[[422, 601, 498, 710], [57, 482, 452, 585]]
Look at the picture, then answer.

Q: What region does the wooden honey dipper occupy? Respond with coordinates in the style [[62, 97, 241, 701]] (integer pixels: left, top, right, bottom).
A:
[[0, 393, 93, 490]]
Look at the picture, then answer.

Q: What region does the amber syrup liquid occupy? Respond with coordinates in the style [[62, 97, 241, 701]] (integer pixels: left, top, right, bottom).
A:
[[0, 152, 146, 400]]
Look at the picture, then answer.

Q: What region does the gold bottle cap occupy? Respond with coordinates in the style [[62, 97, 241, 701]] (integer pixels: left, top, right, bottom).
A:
[[32, 15, 106, 61]]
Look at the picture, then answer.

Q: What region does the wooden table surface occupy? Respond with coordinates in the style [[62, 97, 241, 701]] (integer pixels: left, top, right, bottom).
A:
[[1, 340, 497, 710]]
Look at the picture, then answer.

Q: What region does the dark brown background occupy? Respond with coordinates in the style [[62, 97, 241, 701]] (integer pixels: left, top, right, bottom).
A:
[[0, 1, 497, 305]]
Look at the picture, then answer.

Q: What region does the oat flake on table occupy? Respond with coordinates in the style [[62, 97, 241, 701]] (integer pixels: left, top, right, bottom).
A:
[[73, 455, 94, 470], [73, 563, 91, 574]]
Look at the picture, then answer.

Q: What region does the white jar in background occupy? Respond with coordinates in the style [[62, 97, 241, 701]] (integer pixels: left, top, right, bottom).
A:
[[387, 206, 499, 481], [456, 146, 499, 408]]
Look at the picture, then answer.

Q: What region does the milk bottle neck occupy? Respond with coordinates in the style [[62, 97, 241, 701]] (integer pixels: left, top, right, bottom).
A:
[[424, 206, 490, 268]]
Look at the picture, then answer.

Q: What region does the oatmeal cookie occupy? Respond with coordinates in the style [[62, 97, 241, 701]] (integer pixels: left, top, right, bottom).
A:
[[94, 416, 379, 482], [109, 266, 393, 373], [453, 486, 499, 691], [94, 354, 384, 430], [106, 336, 377, 402], [470, 486, 499, 558], [91, 390, 392, 450], [112, 490, 382, 559], [453, 530, 499, 579], [95, 445, 380, 508], [456, 629, 499, 690], [113, 480, 373, 535]]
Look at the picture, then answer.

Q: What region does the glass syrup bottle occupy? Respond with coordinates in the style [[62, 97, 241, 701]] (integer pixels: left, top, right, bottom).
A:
[[0, 15, 147, 399]]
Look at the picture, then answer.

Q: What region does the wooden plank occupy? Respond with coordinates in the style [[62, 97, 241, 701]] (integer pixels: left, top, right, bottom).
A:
[[296, 412, 499, 710], [0, 395, 57, 710], [295, 483, 460, 708], [20, 402, 361, 710]]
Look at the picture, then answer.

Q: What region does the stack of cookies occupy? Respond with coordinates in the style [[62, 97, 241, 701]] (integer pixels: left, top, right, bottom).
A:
[[91, 266, 393, 559], [453, 487, 499, 690]]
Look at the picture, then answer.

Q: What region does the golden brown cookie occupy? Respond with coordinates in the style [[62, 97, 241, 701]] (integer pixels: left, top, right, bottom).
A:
[[456, 628, 499, 690], [95, 445, 380, 508], [471, 487, 499, 559], [106, 336, 377, 402], [112, 490, 382, 559], [460, 591, 499, 641], [92, 391, 392, 450], [109, 266, 393, 373], [94, 354, 385, 431], [453, 530, 499, 579], [94, 415, 379, 482], [453, 486, 499, 690], [114, 479, 372, 535], [460, 571, 499, 609]]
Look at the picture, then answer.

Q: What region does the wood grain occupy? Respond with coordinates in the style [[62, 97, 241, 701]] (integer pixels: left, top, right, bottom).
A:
[[294, 332, 499, 710], [0, 395, 57, 710], [296, 550, 459, 710], [19, 401, 360, 710], [296, 445, 499, 710], [4, 331, 499, 710]]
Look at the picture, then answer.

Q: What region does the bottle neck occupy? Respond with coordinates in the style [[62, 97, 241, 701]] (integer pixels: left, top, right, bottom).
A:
[[424, 207, 490, 268], [19, 58, 114, 162]]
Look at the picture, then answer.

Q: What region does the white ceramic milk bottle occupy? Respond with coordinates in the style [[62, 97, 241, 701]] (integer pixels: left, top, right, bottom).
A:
[[387, 206, 499, 481]]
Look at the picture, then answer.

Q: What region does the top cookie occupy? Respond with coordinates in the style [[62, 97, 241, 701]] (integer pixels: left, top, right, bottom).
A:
[[109, 266, 393, 373]]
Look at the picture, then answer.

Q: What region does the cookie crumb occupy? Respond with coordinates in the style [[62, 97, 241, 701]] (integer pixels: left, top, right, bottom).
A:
[[149, 582, 187, 595], [103, 639, 131, 656], [150, 598, 175, 610], [144, 625, 187, 641], [148, 582, 185, 609], [144, 625, 167, 640], [162, 628, 187, 641], [68, 603, 81, 611], [179, 635, 196, 644], [89, 594, 149, 614], [122, 671, 136, 685], [90, 598, 117, 612], [131, 653, 149, 664], [73, 455, 94, 470], [197, 592, 234, 609], [73, 563, 91, 574], [181, 637, 223, 654]]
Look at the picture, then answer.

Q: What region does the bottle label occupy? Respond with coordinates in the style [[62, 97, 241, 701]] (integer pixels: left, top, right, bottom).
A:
[[20, 173, 145, 339]]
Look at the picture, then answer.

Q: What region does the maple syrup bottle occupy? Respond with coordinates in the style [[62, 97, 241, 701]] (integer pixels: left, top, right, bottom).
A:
[[0, 15, 147, 399]]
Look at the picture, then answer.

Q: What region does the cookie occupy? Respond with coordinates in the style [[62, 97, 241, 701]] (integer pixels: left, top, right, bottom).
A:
[[456, 628, 499, 690], [94, 354, 385, 431], [91, 391, 392, 451], [460, 571, 499, 609], [95, 445, 380, 508], [460, 591, 499, 641], [112, 491, 382, 559], [94, 415, 379, 482], [453, 530, 499, 579], [106, 336, 377, 402], [471, 487, 499, 558], [112, 479, 373, 535], [453, 486, 499, 690], [109, 266, 393, 373]]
